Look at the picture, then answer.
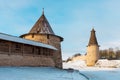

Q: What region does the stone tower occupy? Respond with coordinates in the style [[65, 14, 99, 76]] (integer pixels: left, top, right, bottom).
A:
[[20, 10, 63, 68], [86, 28, 99, 66]]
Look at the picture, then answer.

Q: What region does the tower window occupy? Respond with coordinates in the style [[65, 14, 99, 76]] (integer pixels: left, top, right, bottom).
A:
[[32, 34, 34, 38], [47, 35, 49, 39]]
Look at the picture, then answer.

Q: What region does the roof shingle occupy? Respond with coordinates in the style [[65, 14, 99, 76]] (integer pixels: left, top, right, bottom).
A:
[[29, 12, 55, 35]]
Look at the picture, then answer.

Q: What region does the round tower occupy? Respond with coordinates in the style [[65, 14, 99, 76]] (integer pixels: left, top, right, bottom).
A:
[[20, 10, 63, 68], [86, 28, 99, 66]]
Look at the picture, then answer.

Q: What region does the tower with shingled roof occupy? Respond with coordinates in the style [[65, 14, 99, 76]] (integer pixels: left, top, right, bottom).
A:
[[86, 28, 99, 66], [20, 9, 63, 68]]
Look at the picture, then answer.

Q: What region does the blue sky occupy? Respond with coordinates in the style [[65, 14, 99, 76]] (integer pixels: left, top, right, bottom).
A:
[[0, 0, 120, 59]]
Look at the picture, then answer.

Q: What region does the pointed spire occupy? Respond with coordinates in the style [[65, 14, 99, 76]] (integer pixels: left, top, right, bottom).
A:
[[42, 8, 44, 15], [88, 28, 98, 46], [91, 28, 95, 32], [29, 9, 55, 35]]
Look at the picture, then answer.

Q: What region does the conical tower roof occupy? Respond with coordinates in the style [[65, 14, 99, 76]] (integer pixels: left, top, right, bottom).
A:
[[29, 10, 55, 35], [88, 28, 99, 46]]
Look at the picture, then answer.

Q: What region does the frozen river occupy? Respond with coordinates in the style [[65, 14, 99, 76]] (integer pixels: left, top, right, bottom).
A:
[[0, 67, 119, 80], [0, 67, 87, 80]]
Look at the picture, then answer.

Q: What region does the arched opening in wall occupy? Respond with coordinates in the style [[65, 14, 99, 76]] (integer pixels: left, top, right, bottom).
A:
[[49, 50, 54, 56], [23, 44, 33, 55], [47, 49, 50, 56], [42, 48, 50, 56], [32, 47, 43, 56], [35, 47, 39, 55], [0, 39, 9, 53], [38, 47, 41, 55], [32, 47, 34, 54], [33, 46, 56, 56], [38, 47, 46, 56], [15, 44, 22, 51], [44, 48, 47, 56], [43, 48, 45, 56], [48, 49, 50, 56], [11, 42, 22, 54], [40, 48, 43, 55]]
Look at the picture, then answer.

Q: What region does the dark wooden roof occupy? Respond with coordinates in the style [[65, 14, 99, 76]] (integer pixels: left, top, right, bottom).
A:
[[29, 12, 55, 35], [88, 28, 99, 46]]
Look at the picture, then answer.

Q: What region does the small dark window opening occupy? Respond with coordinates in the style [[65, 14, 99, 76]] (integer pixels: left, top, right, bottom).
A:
[[15, 44, 21, 50], [37, 30, 39, 33], [47, 35, 49, 39], [32, 34, 34, 38]]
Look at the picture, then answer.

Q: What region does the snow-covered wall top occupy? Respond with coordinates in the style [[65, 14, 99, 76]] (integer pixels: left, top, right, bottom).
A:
[[0, 32, 57, 50]]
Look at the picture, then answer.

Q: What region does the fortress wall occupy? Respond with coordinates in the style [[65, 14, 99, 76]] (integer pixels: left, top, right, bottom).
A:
[[23, 34, 63, 68], [49, 35, 62, 68], [72, 55, 87, 61], [0, 54, 55, 67]]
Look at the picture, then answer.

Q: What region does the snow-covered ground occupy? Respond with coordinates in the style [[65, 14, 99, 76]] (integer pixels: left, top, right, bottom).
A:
[[63, 59, 120, 80], [0, 67, 87, 80], [63, 59, 120, 69], [1, 60, 120, 80], [95, 59, 120, 68]]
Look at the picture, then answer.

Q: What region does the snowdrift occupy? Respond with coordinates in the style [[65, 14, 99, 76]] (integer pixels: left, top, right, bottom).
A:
[[63, 59, 120, 69]]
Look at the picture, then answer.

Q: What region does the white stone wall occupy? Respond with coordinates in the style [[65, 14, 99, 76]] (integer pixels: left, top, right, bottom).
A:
[[86, 45, 99, 66]]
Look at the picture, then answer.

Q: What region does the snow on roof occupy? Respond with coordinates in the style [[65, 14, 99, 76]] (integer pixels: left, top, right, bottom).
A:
[[0, 33, 57, 50]]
